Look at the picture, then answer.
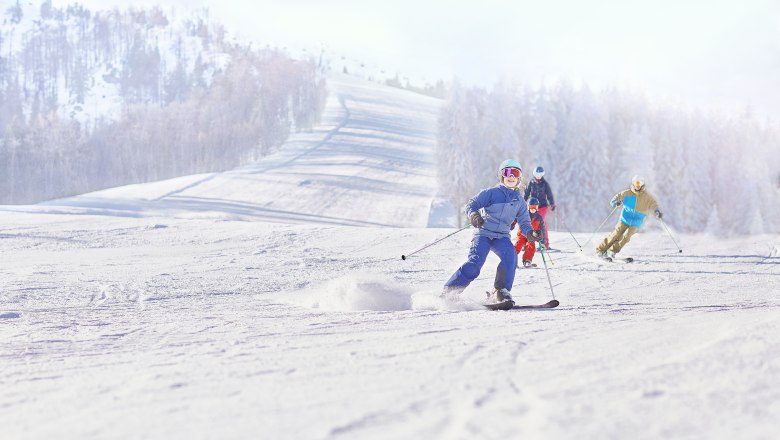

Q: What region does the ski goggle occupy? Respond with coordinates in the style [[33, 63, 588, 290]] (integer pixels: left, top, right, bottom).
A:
[[501, 167, 521, 178], [633, 180, 644, 187], [529, 205, 539, 211]]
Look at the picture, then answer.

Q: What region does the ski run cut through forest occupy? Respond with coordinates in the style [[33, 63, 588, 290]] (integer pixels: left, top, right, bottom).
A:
[[1, 74, 779, 440]]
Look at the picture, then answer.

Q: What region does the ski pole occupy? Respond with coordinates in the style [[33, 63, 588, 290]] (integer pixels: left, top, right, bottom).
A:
[[581, 205, 619, 249], [555, 211, 582, 250], [537, 243, 556, 301], [659, 217, 683, 253], [401, 225, 469, 260], [539, 243, 554, 266], [516, 248, 554, 269]]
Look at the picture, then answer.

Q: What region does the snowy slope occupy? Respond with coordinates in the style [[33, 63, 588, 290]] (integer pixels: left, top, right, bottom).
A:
[[12, 74, 446, 228], [1, 75, 779, 440]]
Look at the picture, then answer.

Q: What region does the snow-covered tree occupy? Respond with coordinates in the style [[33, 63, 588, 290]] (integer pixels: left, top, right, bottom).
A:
[[436, 79, 780, 234], [0, 3, 327, 204]]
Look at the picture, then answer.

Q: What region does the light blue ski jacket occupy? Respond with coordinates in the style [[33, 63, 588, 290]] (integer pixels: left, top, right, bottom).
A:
[[610, 187, 660, 228]]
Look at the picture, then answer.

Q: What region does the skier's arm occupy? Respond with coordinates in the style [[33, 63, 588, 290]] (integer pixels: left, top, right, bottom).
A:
[[465, 188, 492, 217], [523, 185, 531, 201], [522, 212, 543, 242], [610, 190, 627, 208], [648, 193, 660, 211], [545, 181, 555, 207], [647, 193, 661, 218], [465, 188, 494, 227], [515, 203, 534, 236]]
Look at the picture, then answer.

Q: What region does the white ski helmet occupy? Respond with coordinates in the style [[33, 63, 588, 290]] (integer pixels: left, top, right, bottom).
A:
[[533, 166, 545, 179], [631, 175, 645, 189]]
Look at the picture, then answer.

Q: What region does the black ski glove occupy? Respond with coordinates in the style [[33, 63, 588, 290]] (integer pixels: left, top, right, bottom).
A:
[[469, 212, 485, 228], [525, 229, 542, 242], [655, 209, 663, 219]]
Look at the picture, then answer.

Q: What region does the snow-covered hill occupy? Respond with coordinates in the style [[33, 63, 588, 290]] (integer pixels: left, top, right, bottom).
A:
[[0, 1, 328, 205], [8, 74, 447, 227], [1, 75, 778, 440]]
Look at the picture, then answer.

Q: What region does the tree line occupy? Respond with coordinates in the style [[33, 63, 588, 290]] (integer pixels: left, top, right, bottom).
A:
[[437, 80, 780, 235], [0, 2, 327, 203]]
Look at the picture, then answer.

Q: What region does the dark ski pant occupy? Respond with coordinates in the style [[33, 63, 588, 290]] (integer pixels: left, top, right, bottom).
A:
[[596, 222, 638, 254], [444, 235, 517, 293]]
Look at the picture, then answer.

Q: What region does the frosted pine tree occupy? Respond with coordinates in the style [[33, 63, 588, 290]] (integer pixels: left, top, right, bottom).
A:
[[650, 109, 686, 229], [570, 85, 610, 227], [681, 112, 714, 232]]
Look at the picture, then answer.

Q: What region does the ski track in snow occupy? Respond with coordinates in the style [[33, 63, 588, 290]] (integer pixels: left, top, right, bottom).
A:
[[1, 74, 780, 440]]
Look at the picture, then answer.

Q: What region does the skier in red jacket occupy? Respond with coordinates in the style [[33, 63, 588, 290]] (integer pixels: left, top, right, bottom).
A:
[[515, 198, 546, 267]]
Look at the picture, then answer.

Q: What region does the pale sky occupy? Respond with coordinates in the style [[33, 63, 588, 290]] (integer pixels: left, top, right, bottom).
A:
[[47, 0, 780, 118]]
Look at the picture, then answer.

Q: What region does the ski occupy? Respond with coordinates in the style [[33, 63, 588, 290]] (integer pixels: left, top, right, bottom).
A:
[[597, 256, 633, 263], [483, 299, 515, 311], [513, 299, 559, 309]]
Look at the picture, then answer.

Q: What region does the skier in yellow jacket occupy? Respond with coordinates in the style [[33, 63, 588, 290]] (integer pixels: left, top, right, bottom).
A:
[[596, 175, 662, 259]]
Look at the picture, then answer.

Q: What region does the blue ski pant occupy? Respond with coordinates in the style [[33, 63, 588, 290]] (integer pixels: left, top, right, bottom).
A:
[[444, 235, 518, 291]]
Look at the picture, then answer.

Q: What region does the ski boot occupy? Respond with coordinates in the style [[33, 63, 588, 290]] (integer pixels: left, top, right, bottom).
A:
[[487, 288, 513, 303]]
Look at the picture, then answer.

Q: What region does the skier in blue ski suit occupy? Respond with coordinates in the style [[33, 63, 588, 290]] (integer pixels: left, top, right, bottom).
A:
[[443, 160, 542, 302]]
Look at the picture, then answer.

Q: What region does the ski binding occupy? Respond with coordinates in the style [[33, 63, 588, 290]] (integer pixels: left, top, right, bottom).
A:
[[483, 299, 515, 310]]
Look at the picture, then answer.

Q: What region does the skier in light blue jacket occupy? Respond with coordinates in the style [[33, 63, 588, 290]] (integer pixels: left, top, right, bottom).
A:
[[442, 159, 542, 303], [596, 175, 662, 259]]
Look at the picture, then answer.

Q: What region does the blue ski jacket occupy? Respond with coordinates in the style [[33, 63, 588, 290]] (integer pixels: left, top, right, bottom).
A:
[[524, 178, 555, 208], [466, 185, 534, 239]]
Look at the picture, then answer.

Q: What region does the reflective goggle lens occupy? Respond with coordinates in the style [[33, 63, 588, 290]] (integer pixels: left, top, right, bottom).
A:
[[502, 168, 521, 178], [529, 205, 539, 210]]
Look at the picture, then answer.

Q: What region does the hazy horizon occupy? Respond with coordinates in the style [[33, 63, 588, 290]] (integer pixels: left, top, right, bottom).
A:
[[38, 0, 780, 119]]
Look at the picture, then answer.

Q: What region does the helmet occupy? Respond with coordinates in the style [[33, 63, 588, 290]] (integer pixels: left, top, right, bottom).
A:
[[533, 166, 545, 179], [498, 159, 522, 174], [631, 175, 645, 189], [528, 197, 540, 208], [498, 159, 522, 183]]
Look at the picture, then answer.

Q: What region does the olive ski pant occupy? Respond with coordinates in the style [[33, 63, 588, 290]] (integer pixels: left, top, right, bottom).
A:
[[596, 222, 638, 254]]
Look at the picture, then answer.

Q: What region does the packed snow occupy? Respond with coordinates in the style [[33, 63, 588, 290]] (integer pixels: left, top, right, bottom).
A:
[[1, 75, 778, 440]]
